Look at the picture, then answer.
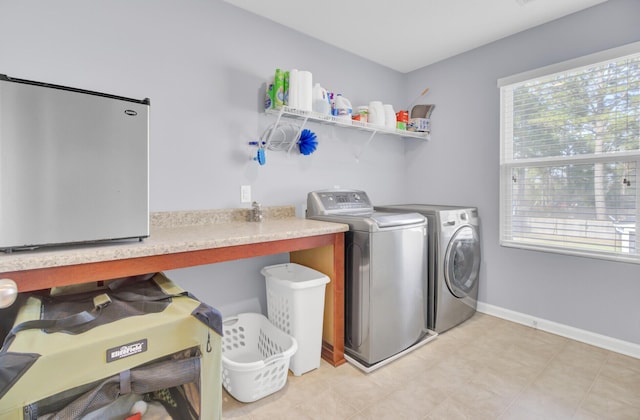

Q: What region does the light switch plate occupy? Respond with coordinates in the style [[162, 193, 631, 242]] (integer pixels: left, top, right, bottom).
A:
[[240, 185, 251, 203]]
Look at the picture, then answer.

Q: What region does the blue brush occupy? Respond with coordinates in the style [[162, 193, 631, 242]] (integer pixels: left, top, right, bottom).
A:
[[298, 129, 318, 155], [254, 148, 266, 165], [249, 141, 266, 165]]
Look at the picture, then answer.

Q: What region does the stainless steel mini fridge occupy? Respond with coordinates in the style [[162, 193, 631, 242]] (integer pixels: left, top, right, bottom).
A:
[[0, 74, 150, 252]]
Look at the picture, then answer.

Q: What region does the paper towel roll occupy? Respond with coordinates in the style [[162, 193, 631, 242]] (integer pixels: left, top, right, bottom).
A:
[[288, 69, 299, 109], [298, 70, 313, 112]]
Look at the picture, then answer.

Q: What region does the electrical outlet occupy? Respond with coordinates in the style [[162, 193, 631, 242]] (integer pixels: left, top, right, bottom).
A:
[[240, 185, 251, 203]]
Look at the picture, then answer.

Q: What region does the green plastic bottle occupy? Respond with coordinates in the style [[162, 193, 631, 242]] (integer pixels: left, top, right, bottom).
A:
[[274, 68, 285, 109]]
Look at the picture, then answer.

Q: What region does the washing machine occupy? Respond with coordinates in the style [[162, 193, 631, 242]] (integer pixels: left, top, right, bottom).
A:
[[375, 204, 481, 333], [306, 189, 436, 371]]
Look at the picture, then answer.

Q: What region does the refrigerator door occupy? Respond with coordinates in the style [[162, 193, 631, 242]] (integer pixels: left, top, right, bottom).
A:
[[0, 76, 149, 251]]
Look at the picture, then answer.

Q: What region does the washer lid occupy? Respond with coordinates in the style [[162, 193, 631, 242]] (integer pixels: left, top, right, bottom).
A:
[[370, 212, 426, 228]]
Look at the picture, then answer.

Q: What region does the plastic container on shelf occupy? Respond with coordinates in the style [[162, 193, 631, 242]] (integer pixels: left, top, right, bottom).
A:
[[261, 263, 330, 376], [265, 78, 274, 110], [333, 94, 353, 124], [273, 69, 285, 108], [396, 109, 409, 130], [356, 106, 369, 123], [283, 70, 290, 105], [408, 118, 431, 132], [312, 83, 331, 115], [221, 312, 298, 403], [383, 104, 397, 130], [368, 101, 385, 127]]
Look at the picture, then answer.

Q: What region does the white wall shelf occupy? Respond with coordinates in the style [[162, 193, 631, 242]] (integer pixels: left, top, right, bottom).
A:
[[265, 106, 430, 140], [262, 106, 429, 161]]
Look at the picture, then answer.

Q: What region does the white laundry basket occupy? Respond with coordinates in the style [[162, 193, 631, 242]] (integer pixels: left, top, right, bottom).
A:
[[221, 313, 297, 403], [261, 263, 330, 376]]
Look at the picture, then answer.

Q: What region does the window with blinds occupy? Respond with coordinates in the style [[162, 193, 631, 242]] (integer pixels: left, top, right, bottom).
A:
[[498, 42, 640, 263]]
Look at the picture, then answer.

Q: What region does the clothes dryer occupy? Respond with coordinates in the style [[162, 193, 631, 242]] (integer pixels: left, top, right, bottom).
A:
[[375, 205, 481, 333]]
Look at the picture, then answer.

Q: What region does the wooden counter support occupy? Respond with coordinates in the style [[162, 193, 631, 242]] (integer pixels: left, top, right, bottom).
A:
[[0, 232, 346, 367]]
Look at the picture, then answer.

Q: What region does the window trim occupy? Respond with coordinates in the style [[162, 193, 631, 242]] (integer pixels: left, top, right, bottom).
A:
[[497, 41, 640, 88]]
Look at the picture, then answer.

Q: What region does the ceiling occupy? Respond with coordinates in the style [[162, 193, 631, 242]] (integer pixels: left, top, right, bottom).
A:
[[223, 0, 608, 73]]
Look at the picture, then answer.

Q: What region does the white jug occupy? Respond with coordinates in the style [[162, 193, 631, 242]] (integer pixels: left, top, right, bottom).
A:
[[312, 83, 331, 115], [368, 101, 385, 127], [334, 95, 353, 123], [383, 104, 396, 130]]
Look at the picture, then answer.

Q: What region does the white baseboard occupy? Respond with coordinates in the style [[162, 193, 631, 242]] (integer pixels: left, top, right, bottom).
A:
[[476, 302, 640, 359]]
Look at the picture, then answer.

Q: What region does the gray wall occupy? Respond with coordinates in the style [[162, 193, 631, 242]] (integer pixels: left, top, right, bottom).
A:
[[0, 0, 408, 212], [405, 0, 640, 344], [1, 0, 638, 343], [0, 0, 407, 316]]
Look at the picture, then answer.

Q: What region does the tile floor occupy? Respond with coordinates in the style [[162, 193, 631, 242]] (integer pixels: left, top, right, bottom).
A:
[[221, 313, 640, 419]]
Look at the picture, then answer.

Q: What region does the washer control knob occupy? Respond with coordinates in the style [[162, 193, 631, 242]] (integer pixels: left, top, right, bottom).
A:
[[460, 212, 468, 221]]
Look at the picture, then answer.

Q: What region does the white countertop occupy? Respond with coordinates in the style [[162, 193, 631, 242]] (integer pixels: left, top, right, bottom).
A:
[[0, 206, 348, 273]]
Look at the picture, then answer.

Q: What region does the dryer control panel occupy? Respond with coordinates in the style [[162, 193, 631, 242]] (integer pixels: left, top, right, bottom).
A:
[[443, 209, 479, 227]]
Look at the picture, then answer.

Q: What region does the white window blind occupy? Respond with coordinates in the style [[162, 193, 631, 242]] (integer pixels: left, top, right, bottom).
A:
[[499, 42, 640, 263]]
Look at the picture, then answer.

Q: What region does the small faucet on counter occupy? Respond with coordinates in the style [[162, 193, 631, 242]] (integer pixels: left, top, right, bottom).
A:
[[251, 201, 263, 222]]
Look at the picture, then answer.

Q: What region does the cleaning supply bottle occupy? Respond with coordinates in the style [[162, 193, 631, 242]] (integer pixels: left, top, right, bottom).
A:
[[273, 69, 285, 108], [334, 94, 352, 123], [368, 101, 385, 126], [384, 104, 397, 130], [283, 71, 290, 105], [312, 83, 331, 115], [356, 106, 368, 123], [265, 78, 274, 110]]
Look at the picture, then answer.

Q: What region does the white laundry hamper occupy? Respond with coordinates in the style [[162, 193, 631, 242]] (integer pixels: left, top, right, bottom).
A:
[[221, 313, 297, 403], [261, 263, 330, 376]]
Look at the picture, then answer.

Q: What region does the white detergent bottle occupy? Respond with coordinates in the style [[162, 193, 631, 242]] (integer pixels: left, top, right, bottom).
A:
[[312, 83, 331, 115], [383, 104, 397, 130], [368, 101, 385, 127], [334, 95, 352, 124]]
